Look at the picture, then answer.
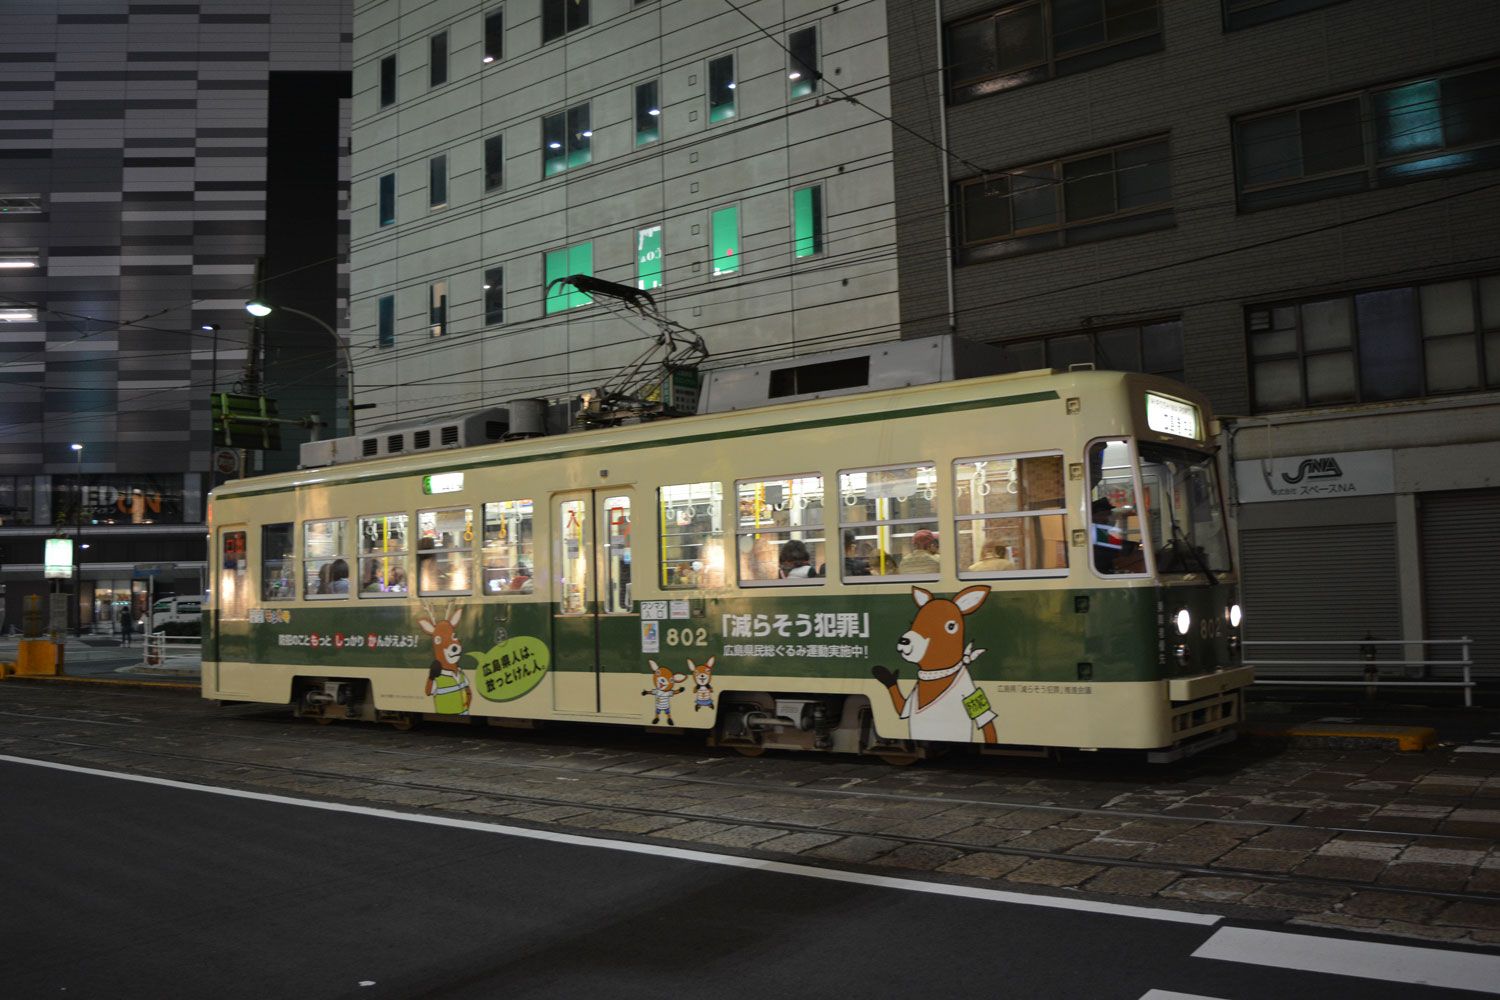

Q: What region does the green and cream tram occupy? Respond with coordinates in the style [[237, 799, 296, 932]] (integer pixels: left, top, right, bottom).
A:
[[205, 366, 1250, 760]]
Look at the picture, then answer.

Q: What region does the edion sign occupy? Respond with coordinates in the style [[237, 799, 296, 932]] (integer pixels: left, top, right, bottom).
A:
[[1145, 393, 1200, 440]]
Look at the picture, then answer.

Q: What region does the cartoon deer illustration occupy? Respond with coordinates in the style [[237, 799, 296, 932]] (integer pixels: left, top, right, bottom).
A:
[[641, 660, 686, 725], [418, 603, 471, 715], [871, 585, 997, 744], [689, 657, 716, 712]]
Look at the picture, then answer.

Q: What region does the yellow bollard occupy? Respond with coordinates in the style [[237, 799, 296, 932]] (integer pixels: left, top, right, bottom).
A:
[[15, 639, 63, 676]]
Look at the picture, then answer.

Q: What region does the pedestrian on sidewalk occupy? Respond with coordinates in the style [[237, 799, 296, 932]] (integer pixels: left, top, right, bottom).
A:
[[120, 611, 133, 647]]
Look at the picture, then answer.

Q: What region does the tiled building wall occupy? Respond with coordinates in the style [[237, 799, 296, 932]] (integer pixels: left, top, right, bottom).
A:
[[0, 0, 351, 483]]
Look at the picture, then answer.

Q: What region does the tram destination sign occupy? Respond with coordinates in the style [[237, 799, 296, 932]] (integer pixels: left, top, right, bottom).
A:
[[1235, 449, 1395, 503]]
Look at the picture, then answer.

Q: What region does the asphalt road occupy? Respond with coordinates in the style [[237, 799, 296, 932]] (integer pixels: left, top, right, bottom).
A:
[[3, 758, 1497, 1000]]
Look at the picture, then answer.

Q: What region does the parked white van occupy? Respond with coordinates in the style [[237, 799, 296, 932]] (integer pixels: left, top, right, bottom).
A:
[[143, 596, 202, 632]]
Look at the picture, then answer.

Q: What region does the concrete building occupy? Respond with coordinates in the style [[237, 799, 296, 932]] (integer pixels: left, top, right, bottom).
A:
[[0, 1, 351, 630], [884, 0, 1500, 673], [349, 0, 900, 422]]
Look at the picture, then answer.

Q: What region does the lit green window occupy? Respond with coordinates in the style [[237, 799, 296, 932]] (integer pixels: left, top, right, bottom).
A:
[[793, 185, 823, 258], [711, 206, 739, 277], [637, 225, 663, 290], [544, 242, 594, 314]]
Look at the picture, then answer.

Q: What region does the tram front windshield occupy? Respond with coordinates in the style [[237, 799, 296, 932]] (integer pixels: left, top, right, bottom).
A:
[[1137, 443, 1231, 577]]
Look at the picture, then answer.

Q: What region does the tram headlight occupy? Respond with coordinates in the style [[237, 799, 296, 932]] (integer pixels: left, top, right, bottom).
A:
[[1175, 608, 1192, 636], [1228, 604, 1243, 629]]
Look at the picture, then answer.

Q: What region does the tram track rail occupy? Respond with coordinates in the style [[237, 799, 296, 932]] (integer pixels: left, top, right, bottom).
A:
[[2, 704, 1498, 910], [0, 703, 1491, 847]]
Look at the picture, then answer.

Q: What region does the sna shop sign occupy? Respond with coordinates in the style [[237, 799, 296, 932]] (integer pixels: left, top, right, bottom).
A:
[[469, 636, 550, 702]]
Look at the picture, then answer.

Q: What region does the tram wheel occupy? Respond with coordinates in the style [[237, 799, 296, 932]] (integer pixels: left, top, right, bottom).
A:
[[386, 714, 416, 732], [732, 745, 766, 757], [877, 753, 918, 767], [313, 716, 334, 726]]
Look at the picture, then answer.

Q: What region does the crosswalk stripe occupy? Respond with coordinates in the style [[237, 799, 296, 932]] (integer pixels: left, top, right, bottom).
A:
[[1139, 991, 1229, 1000], [1193, 927, 1500, 994]]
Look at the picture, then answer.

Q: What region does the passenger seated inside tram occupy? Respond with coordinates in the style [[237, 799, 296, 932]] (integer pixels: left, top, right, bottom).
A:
[[779, 539, 814, 578], [968, 542, 1016, 573]]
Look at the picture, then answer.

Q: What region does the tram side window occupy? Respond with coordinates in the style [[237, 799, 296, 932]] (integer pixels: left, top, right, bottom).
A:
[[838, 463, 938, 580], [262, 522, 295, 600], [660, 482, 724, 590], [359, 513, 409, 597], [601, 495, 632, 613], [1087, 440, 1147, 576], [221, 530, 248, 620], [482, 500, 534, 594], [736, 475, 825, 585], [304, 519, 350, 598], [418, 507, 473, 596], [954, 453, 1069, 577]]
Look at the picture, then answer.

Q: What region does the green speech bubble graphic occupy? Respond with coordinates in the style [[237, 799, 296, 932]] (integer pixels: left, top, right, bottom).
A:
[[468, 636, 550, 702]]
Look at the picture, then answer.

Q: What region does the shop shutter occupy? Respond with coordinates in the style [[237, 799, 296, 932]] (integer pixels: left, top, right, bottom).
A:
[[1240, 523, 1400, 676], [1420, 489, 1500, 679]]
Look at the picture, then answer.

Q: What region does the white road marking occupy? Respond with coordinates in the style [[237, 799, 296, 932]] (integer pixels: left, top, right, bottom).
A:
[[1139, 991, 1228, 1000], [1455, 746, 1500, 754], [1193, 926, 1500, 994], [1, 754, 1220, 926]]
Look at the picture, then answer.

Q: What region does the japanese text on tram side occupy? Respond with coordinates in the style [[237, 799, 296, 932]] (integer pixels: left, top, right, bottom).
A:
[[721, 643, 871, 658], [720, 612, 870, 639], [277, 633, 418, 649]]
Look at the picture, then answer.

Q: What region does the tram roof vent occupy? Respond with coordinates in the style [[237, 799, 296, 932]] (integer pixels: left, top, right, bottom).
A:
[[697, 335, 1006, 413], [298, 406, 515, 469]]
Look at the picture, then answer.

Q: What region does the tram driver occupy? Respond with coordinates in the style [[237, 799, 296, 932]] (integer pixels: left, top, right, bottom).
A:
[[1092, 497, 1143, 574]]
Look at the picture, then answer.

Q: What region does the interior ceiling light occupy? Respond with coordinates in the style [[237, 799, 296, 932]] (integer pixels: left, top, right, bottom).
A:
[[0, 308, 38, 322]]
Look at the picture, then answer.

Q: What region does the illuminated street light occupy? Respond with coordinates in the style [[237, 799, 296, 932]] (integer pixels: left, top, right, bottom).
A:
[[243, 300, 358, 433]]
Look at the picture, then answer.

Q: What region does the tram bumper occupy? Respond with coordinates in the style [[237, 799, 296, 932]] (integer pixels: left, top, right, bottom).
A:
[[1167, 665, 1253, 701]]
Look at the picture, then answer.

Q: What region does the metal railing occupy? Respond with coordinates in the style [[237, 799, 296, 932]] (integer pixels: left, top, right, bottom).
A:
[[1244, 638, 1475, 707], [143, 631, 202, 667]]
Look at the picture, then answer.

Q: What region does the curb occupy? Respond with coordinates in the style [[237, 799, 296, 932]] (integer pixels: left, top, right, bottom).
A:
[[1243, 722, 1438, 752], [0, 674, 200, 693]]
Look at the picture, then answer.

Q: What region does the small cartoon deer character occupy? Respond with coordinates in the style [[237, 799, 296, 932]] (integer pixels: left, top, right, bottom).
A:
[[418, 603, 471, 715], [641, 660, 686, 725], [689, 657, 716, 712], [871, 586, 997, 744]]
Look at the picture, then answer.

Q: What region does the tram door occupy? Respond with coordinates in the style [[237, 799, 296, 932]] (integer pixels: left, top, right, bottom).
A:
[[552, 490, 636, 714]]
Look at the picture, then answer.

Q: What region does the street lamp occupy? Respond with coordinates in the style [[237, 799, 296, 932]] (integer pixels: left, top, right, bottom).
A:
[[70, 442, 83, 634], [243, 299, 356, 434]]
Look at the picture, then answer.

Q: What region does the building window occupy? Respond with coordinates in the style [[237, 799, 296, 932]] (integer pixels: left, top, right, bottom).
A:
[[429, 154, 448, 209], [1224, 0, 1350, 31], [792, 184, 823, 258], [736, 476, 825, 585], [542, 102, 591, 178], [483, 8, 504, 64], [544, 242, 593, 314], [377, 295, 395, 349], [1234, 61, 1500, 212], [788, 26, 818, 99], [995, 320, 1184, 380], [837, 464, 940, 580], [708, 54, 736, 123], [379, 54, 396, 107], [483, 134, 504, 191], [542, 0, 589, 44], [637, 225, 663, 291], [946, 0, 1162, 105], [955, 454, 1068, 577], [429, 31, 448, 88], [429, 280, 448, 337], [483, 266, 504, 325], [635, 79, 661, 146], [711, 205, 739, 277], [956, 137, 1172, 264], [378, 173, 395, 226], [659, 482, 725, 589], [1248, 273, 1500, 412]]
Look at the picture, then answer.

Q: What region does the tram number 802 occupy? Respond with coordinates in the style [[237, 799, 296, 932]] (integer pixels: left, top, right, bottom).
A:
[[666, 627, 708, 647]]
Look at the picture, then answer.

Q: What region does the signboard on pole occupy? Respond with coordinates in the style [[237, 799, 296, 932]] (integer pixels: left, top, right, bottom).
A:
[[44, 538, 73, 579]]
